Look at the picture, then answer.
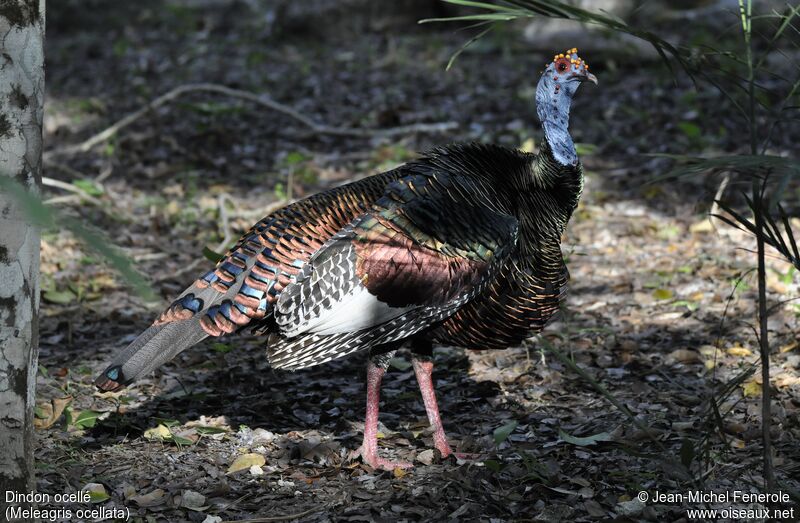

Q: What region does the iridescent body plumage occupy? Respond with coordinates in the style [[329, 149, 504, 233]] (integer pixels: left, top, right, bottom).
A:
[[95, 48, 596, 471]]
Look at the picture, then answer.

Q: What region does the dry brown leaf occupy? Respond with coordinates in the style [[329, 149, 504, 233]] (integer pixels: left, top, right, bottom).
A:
[[689, 219, 713, 233], [227, 453, 265, 474], [180, 490, 206, 511], [667, 349, 701, 364], [416, 449, 435, 465], [727, 346, 752, 357], [144, 424, 171, 440], [34, 396, 72, 429], [741, 380, 761, 397], [130, 488, 166, 507], [82, 483, 109, 503]]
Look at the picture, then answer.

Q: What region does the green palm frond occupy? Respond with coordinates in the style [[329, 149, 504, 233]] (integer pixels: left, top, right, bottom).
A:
[[714, 198, 800, 271], [650, 154, 800, 183], [420, 0, 693, 76]]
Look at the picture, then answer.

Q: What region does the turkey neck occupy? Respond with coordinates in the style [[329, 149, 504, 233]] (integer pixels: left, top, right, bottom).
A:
[[536, 73, 577, 167], [513, 141, 583, 278]]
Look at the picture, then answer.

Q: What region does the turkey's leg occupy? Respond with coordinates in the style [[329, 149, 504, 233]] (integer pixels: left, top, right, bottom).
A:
[[353, 357, 413, 471], [411, 356, 454, 458]]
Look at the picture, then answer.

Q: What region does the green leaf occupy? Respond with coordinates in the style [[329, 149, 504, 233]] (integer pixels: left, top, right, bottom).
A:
[[72, 179, 104, 196], [389, 357, 412, 371], [493, 420, 518, 445], [557, 428, 613, 447], [652, 288, 674, 300], [283, 151, 309, 166], [420, 0, 694, 82], [202, 246, 224, 263], [440, 0, 516, 11], [445, 24, 496, 71], [421, 13, 523, 23], [677, 121, 701, 139], [88, 490, 110, 503], [83, 483, 110, 504], [43, 289, 77, 305], [483, 459, 503, 472], [211, 342, 233, 354], [171, 435, 195, 446], [73, 410, 103, 429], [650, 153, 800, 183], [672, 300, 698, 312]]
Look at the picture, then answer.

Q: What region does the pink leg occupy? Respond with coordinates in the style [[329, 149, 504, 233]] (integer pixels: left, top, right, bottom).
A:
[[353, 361, 412, 471], [412, 358, 454, 458]]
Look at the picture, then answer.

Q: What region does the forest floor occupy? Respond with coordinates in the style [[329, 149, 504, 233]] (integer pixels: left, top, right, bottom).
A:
[[33, 1, 800, 522]]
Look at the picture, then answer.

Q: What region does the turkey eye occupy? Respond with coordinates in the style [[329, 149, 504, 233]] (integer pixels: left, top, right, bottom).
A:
[[557, 61, 568, 72]]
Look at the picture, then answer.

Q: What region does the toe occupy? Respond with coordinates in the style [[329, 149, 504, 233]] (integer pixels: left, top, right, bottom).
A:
[[375, 458, 413, 471]]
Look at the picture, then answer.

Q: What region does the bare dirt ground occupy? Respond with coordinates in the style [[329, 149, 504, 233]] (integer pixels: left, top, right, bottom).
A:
[[34, 1, 800, 521]]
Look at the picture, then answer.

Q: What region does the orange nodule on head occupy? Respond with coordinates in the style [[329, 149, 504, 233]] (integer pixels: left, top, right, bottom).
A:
[[548, 47, 596, 84], [553, 48, 588, 69]]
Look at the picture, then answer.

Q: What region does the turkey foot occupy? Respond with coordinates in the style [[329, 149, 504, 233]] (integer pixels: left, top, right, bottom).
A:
[[354, 360, 413, 471], [412, 358, 457, 458]]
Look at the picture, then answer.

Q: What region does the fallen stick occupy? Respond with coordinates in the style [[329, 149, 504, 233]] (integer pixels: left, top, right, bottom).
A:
[[42, 175, 106, 209], [45, 83, 458, 158], [43, 162, 135, 220]]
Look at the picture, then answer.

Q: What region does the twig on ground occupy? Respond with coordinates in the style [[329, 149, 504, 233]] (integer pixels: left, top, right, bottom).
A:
[[42, 175, 107, 209], [132, 252, 169, 263], [216, 492, 253, 517], [95, 162, 114, 183], [42, 195, 82, 206], [45, 159, 87, 180], [43, 161, 137, 221], [155, 258, 204, 284], [45, 83, 458, 158]]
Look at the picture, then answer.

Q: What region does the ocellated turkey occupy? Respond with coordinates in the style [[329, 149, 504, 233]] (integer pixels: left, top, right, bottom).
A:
[[95, 49, 597, 470]]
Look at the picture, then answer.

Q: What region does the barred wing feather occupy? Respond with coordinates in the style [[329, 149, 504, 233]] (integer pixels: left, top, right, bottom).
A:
[[268, 174, 519, 370]]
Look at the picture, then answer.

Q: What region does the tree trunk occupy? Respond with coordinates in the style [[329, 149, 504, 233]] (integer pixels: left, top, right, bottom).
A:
[[0, 0, 45, 517]]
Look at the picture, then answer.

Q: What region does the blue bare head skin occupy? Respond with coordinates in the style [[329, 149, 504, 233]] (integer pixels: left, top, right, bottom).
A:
[[535, 49, 598, 167]]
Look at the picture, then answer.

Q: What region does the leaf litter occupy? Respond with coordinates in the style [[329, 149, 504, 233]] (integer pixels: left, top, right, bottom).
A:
[[34, 1, 800, 521]]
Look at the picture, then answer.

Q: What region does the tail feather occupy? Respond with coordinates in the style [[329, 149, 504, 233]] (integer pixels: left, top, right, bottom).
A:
[[95, 317, 208, 391]]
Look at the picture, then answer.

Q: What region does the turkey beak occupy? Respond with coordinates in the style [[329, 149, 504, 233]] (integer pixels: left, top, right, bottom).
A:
[[582, 72, 598, 85]]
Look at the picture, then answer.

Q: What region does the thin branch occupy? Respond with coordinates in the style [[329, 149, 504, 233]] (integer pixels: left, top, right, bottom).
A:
[[45, 83, 458, 158], [43, 162, 135, 220], [41, 175, 106, 209]]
